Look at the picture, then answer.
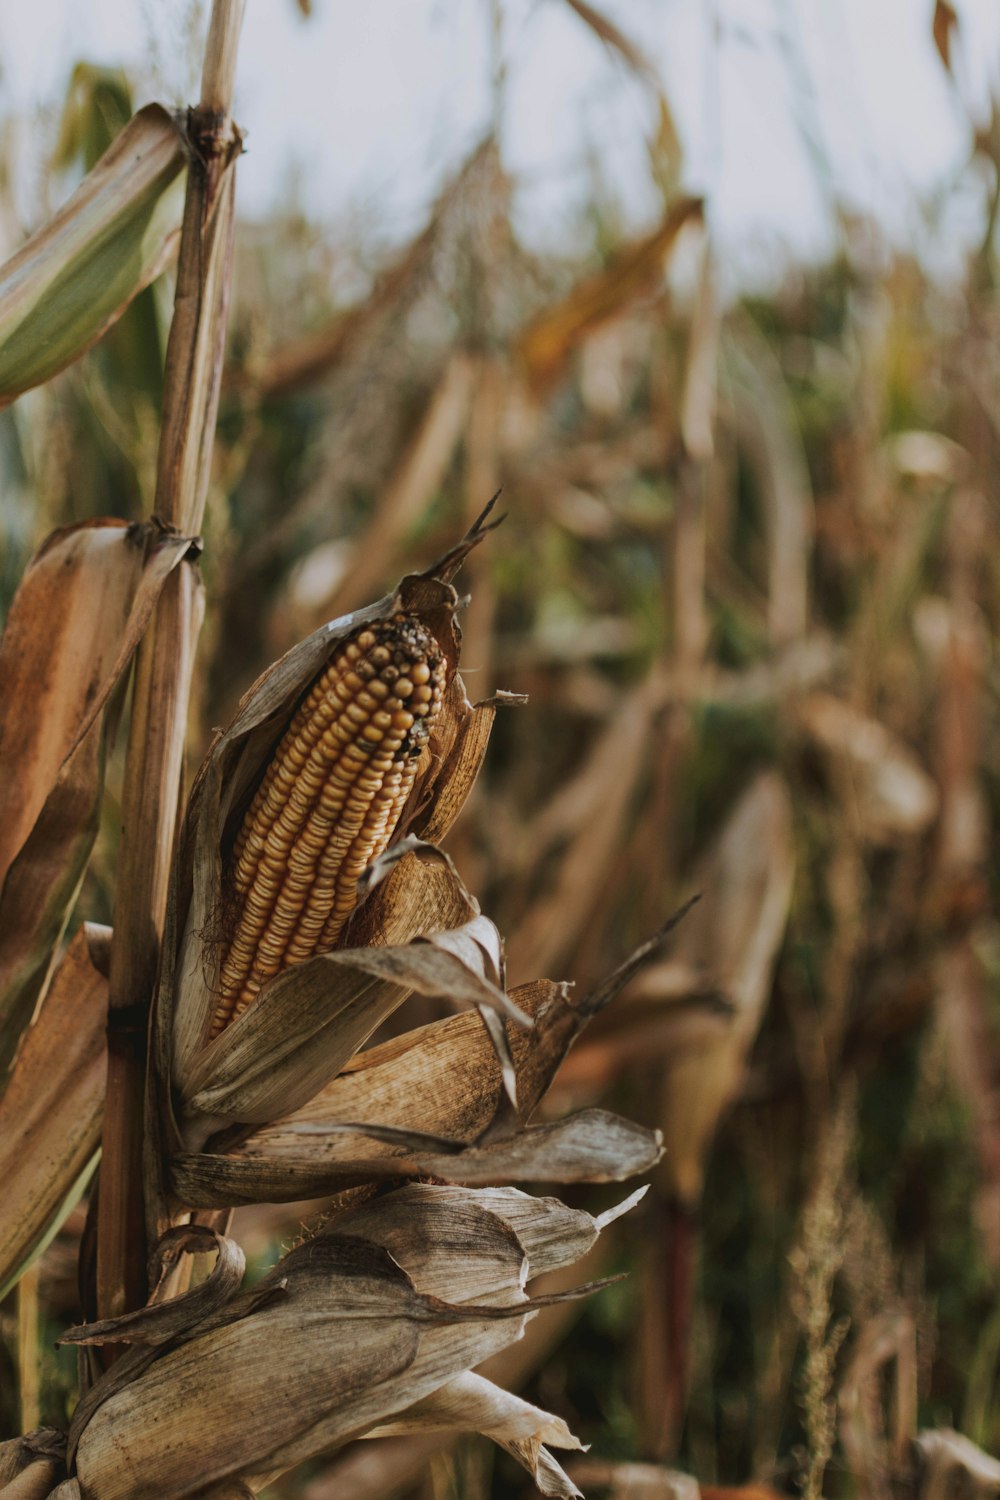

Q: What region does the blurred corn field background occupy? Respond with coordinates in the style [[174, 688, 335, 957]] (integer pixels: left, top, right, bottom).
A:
[[2, 1, 1000, 1497]]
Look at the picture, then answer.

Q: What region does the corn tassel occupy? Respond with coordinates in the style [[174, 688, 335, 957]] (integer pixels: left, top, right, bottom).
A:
[[210, 615, 446, 1038]]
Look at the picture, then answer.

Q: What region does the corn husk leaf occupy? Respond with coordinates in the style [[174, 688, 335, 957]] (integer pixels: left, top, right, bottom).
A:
[[916, 1429, 1000, 1500], [173, 1106, 662, 1206], [368, 1372, 584, 1498], [70, 1184, 627, 1498], [169, 920, 681, 1207], [0, 924, 109, 1299], [0, 105, 184, 406], [0, 520, 196, 1076], [179, 890, 519, 1137]]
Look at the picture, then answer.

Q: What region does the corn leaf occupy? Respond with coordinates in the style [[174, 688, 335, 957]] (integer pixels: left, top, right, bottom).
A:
[[0, 924, 109, 1299], [0, 520, 197, 1074], [0, 105, 184, 406]]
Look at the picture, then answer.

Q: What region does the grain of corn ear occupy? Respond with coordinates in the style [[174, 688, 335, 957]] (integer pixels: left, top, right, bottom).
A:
[[210, 614, 446, 1038]]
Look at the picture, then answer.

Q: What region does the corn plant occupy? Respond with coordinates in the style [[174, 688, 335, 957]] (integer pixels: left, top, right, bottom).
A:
[[0, 5, 677, 1496]]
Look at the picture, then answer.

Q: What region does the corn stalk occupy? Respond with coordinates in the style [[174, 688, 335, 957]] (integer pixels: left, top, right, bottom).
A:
[[95, 0, 246, 1326]]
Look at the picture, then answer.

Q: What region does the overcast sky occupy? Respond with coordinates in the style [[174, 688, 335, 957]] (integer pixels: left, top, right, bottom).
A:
[[2, 0, 999, 284]]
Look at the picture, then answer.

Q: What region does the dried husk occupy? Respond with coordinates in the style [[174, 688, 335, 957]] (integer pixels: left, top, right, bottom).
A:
[[367, 1372, 585, 1499], [69, 1184, 640, 1498], [0, 1429, 66, 1495], [173, 1107, 663, 1207], [0, 519, 197, 1076], [167, 895, 675, 1207], [0, 105, 184, 406]]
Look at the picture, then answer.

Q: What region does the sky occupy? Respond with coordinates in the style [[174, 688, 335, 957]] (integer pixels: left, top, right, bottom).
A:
[[1, 0, 998, 285]]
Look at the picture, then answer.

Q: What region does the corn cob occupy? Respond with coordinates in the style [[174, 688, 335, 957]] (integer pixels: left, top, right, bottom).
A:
[[210, 615, 446, 1038]]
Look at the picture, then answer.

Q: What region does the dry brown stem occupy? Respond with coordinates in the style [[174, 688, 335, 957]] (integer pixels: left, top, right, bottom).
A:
[[95, 0, 245, 1326]]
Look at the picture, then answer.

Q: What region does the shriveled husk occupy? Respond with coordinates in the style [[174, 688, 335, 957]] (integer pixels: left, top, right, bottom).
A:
[[66, 1184, 643, 1499]]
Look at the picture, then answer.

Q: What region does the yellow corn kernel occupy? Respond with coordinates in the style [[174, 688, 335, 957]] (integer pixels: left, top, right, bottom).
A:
[[210, 615, 446, 1038]]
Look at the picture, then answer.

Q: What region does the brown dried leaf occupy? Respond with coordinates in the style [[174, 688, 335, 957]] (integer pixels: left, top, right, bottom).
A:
[[516, 197, 702, 394], [916, 1430, 1000, 1500], [60, 1226, 245, 1348], [336, 1181, 646, 1284], [0, 520, 195, 1073], [0, 1430, 66, 1491], [0, 925, 109, 1299], [0, 521, 194, 898], [223, 916, 691, 1192]]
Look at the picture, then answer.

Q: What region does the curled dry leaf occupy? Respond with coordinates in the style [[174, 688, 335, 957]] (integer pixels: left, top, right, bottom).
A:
[[69, 1184, 641, 1498], [0, 105, 184, 406], [0, 924, 109, 1299], [0, 518, 197, 1075]]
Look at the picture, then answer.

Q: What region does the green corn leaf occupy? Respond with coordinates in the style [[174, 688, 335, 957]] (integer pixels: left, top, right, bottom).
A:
[[0, 104, 185, 406]]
